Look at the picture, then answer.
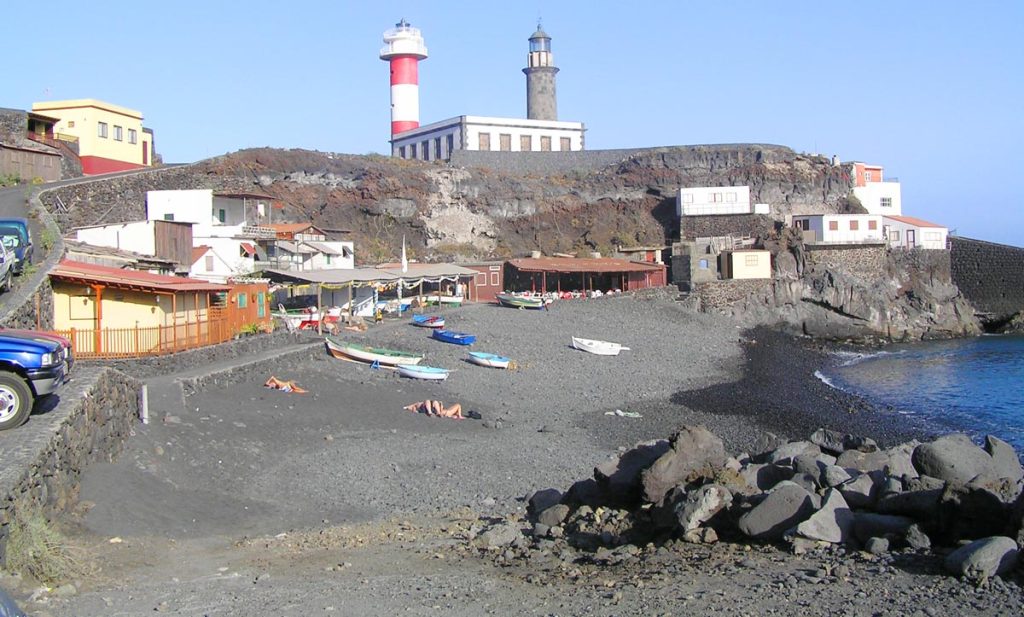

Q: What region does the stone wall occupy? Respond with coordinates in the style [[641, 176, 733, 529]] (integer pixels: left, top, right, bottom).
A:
[[950, 236, 1024, 321], [0, 186, 66, 330], [92, 330, 317, 379], [40, 163, 251, 233], [681, 214, 778, 241], [451, 148, 643, 176], [0, 109, 25, 138], [805, 245, 887, 280], [0, 367, 140, 562], [692, 279, 774, 311]]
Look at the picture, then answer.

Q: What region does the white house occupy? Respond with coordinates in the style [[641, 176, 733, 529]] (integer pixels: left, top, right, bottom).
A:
[[73, 219, 194, 271], [850, 162, 902, 215], [883, 215, 948, 250], [189, 245, 236, 283], [391, 115, 585, 160], [677, 186, 769, 216], [791, 214, 886, 245]]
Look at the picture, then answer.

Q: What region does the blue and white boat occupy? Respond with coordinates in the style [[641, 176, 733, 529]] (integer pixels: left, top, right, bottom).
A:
[[467, 351, 511, 369], [411, 314, 446, 328], [396, 364, 450, 380], [432, 329, 476, 346]]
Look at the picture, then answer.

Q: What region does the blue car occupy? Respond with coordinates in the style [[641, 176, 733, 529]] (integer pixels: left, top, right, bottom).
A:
[[0, 330, 69, 430], [0, 218, 33, 274]]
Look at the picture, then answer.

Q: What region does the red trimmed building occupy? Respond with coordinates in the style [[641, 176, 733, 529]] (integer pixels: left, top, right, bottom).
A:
[[31, 99, 155, 175]]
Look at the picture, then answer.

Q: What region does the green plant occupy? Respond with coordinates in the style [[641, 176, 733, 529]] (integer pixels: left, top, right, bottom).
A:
[[239, 322, 262, 335], [0, 174, 20, 188], [40, 227, 57, 252], [4, 507, 95, 585]]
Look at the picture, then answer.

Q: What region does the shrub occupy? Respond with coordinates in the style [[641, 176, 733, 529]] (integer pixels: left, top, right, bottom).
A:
[[4, 508, 95, 585]]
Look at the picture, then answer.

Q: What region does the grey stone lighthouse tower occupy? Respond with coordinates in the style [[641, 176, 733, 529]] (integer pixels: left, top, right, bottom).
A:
[[523, 24, 559, 121]]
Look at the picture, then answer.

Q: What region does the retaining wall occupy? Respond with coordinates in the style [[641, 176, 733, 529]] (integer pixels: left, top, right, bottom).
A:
[[806, 245, 887, 280], [950, 237, 1024, 321], [0, 367, 139, 562], [692, 279, 773, 311]]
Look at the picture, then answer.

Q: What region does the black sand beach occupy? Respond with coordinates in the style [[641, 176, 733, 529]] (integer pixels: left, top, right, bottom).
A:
[[27, 295, 1020, 616]]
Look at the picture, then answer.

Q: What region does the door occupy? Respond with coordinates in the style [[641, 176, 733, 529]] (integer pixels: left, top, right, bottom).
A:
[[142, 141, 149, 165], [906, 229, 916, 249]]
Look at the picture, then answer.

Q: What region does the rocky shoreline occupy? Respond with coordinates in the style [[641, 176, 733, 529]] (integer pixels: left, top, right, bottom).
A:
[[23, 293, 1024, 615]]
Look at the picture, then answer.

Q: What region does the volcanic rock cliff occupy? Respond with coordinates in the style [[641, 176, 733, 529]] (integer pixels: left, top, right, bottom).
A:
[[45, 143, 980, 341]]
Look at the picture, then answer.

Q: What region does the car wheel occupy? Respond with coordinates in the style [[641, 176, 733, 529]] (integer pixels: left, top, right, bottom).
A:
[[1, 270, 10, 292], [0, 373, 32, 430]]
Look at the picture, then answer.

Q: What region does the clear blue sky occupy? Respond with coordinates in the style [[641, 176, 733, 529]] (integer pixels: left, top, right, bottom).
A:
[[9, 1, 1024, 246]]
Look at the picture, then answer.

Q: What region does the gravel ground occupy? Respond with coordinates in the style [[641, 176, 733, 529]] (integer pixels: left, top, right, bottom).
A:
[[15, 294, 1020, 616]]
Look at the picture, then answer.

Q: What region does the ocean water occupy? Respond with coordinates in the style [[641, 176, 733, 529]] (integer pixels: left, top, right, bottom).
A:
[[820, 334, 1024, 451]]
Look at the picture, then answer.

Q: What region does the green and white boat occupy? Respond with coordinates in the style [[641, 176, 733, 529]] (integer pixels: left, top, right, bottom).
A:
[[324, 335, 423, 366], [495, 293, 546, 310]]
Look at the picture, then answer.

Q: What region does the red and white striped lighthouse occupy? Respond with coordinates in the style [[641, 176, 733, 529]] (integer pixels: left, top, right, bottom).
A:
[[380, 19, 428, 138]]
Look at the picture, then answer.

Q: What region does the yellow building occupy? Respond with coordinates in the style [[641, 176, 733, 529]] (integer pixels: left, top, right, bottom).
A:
[[720, 250, 772, 280], [31, 98, 154, 175], [49, 259, 235, 357]]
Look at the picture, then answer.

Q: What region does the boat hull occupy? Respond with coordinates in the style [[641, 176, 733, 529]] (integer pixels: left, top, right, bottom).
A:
[[495, 294, 545, 310], [397, 365, 450, 380], [467, 351, 511, 369], [324, 335, 423, 365], [432, 329, 476, 346], [571, 336, 627, 356], [412, 315, 446, 328]]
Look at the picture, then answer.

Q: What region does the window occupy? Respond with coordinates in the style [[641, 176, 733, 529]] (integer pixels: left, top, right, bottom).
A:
[[67, 120, 75, 128], [490, 272, 499, 286], [499, 134, 511, 151], [163, 213, 174, 221], [446, 134, 454, 155], [399, 146, 406, 158], [257, 292, 265, 318], [434, 138, 441, 159], [880, 197, 892, 208], [828, 221, 839, 231], [540, 136, 551, 151], [410, 143, 418, 158], [205, 255, 214, 272], [698, 259, 709, 269], [560, 137, 570, 151], [326, 254, 332, 265], [113, 125, 123, 141], [97, 122, 108, 138], [868, 220, 877, 230], [128, 129, 137, 144], [794, 219, 809, 231], [217, 209, 226, 223], [421, 140, 429, 160], [744, 254, 759, 267], [726, 192, 737, 203], [237, 292, 248, 308], [864, 171, 873, 182], [889, 230, 901, 242], [850, 220, 859, 231], [478, 133, 491, 151], [521, 135, 532, 151], [682, 193, 694, 204], [710, 192, 723, 203]]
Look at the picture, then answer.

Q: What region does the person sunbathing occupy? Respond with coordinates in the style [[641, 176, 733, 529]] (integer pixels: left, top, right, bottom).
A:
[[264, 376, 307, 393], [403, 400, 463, 419]]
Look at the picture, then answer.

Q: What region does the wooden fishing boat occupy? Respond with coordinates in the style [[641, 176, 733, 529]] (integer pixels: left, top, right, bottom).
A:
[[495, 293, 545, 310], [411, 314, 446, 328], [324, 335, 423, 365], [397, 364, 450, 380], [431, 329, 476, 346], [467, 351, 511, 369], [421, 294, 464, 307], [571, 336, 630, 356]]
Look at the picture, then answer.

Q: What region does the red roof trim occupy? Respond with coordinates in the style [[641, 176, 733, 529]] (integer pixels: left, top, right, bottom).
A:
[[50, 259, 229, 292], [507, 257, 664, 274]]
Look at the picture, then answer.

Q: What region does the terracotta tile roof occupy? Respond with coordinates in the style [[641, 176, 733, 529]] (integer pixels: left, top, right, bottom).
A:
[[884, 215, 945, 228], [268, 223, 316, 233], [507, 257, 664, 274], [50, 259, 229, 292]]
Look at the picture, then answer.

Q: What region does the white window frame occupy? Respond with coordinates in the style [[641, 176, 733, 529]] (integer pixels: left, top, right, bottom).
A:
[[880, 197, 892, 208], [128, 128, 138, 144], [97, 122, 108, 138], [113, 125, 123, 141]]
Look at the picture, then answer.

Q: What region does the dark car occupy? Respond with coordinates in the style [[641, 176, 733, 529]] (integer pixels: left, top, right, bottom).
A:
[[0, 220, 31, 274], [0, 223, 29, 274]]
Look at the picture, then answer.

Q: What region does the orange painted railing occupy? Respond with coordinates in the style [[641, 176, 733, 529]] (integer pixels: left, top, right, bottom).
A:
[[52, 317, 236, 359]]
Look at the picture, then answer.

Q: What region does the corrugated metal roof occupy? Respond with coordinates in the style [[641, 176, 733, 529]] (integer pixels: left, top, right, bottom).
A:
[[884, 215, 945, 228], [50, 259, 229, 292], [507, 257, 663, 274], [264, 268, 400, 285]]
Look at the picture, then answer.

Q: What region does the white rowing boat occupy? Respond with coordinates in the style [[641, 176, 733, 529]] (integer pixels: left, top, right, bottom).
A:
[[467, 351, 511, 369], [397, 364, 450, 380], [571, 336, 630, 356]]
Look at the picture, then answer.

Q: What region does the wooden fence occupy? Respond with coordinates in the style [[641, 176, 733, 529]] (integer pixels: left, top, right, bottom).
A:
[[52, 317, 235, 359]]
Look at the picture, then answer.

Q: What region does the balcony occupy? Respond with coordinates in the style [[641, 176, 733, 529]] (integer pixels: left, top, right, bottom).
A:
[[241, 225, 277, 239]]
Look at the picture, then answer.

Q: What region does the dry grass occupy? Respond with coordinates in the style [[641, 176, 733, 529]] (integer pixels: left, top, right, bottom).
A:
[[4, 508, 97, 586]]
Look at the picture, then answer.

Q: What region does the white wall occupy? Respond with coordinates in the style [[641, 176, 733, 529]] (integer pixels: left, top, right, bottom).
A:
[[189, 246, 235, 283], [201, 237, 256, 279], [677, 186, 751, 216], [75, 221, 158, 255], [147, 189, 212, 223], [306, 241, 355, 270], [883, 218, 948, 250], [793, 214, 885, 244], [853, 181, 902, 215], [391, 115, 585, 158]]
